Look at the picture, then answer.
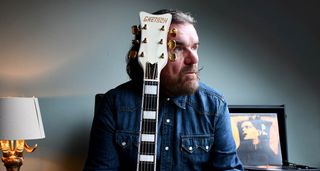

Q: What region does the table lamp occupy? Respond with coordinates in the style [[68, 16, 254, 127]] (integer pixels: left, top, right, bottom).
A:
[[0, 97, 45, 171]]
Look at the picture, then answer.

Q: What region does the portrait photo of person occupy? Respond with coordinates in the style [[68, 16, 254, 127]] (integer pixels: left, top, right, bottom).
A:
[[230, 114, 283, 166]]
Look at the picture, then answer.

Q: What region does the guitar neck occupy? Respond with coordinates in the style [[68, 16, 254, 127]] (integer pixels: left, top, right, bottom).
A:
[[137, 63, 160, 171]]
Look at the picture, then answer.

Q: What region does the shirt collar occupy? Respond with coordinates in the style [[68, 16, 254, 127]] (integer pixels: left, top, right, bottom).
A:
[[170, 95, 187, 109]]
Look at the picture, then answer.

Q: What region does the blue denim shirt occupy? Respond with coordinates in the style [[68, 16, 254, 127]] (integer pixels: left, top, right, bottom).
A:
[[84, 81, 243, 171]]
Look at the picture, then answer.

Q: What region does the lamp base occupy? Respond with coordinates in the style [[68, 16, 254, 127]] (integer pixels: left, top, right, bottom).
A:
[[2, 157, 23, 171], [1, 140, 39, 171]]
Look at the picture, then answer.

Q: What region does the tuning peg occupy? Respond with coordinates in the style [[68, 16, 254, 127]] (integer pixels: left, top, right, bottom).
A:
[[132, 39, 140, 45], [167, 40, 176, 49], [169, 28, 177, 37], [169, 53, 176, 62], [159, 39, 163, 44], [142, 38, 147, 43], [128, 50, 137, 59], [131, 25, 140, 35], [160, 25, 165, 31], [142, 24, 147, 30], [160, 53, 164, 58]]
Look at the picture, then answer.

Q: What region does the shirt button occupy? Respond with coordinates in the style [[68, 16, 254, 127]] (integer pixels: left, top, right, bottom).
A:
[[205, 145, 209, 150], [165, 146, 169, 151], [166, 98, 170, 101], [188, 146, 193, 151], [121, 142, 127, 146], [166, 119, 170, 123]]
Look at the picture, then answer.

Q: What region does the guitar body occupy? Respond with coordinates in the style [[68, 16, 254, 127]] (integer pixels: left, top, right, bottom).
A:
[[135, 11, 172, 171]]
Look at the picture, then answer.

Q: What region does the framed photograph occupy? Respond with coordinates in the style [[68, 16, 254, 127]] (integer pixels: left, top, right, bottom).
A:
[[228, 105, 287, 166]]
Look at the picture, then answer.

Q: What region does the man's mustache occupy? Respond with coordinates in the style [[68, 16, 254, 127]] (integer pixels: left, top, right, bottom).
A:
[[181, 65, 198, 74]]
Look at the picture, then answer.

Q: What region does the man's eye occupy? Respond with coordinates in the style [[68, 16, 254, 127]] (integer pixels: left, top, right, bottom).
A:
[[192, 44, 199, 50]]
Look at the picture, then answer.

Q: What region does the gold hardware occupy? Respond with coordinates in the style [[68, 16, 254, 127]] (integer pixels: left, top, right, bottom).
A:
[[169, 28, 177, 37], [169, 53, 176, 62], [159, 39, 163, 44], [131, 39, 140, 45], [142, 24, 147, 30], [131, 25, 140, 34], [0, 140, 37, 171], [142, 38, 147, 43], [168, 40, 177, 62], [140, 52, 144, 57], [167, 40, 176, 49], [128, 50, 137, 59], [160, 25, 165, 31]]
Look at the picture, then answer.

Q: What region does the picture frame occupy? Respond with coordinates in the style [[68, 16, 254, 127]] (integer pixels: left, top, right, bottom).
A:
[[228, 105, 288, 166]]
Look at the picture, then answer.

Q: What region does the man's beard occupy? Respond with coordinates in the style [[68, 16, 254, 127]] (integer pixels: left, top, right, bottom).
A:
[[175, 74, 199, 95]]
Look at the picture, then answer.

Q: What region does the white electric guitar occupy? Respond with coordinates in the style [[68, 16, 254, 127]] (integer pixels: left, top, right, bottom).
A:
[[129, 11, 176, 171]]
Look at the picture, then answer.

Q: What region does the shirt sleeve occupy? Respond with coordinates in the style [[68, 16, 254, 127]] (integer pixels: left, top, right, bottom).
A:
[[210, 101, 244, 171], [83, 94, 120, 171]]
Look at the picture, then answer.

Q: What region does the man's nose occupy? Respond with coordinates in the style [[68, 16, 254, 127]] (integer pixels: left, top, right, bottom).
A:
[[184, 49, 198, 65]]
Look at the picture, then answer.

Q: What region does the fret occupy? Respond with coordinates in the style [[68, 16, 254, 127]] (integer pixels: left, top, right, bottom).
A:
[[144, 80, 158, 86]]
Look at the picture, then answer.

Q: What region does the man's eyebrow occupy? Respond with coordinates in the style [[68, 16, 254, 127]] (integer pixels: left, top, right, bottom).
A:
[[174, 41, 200, 46], [175, 41, 185, 46]]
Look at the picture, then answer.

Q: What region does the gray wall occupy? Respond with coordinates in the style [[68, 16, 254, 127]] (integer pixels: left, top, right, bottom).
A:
[[0, 1, 319, 170]]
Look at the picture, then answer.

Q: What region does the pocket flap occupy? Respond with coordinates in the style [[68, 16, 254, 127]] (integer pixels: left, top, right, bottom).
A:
[[115, 131, 138, 148], [181, 135, 214, 153]]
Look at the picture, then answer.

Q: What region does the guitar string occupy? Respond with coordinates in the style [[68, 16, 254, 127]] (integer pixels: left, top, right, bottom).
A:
[[146, 63, 152, 171], [145, 64, 149, 171], [142, 64, 147, 171], [150, 63, 156, 171], [148, 64, 152, 171], [152, 63, 157, 171], [148, 64, 151, 171], [140, 64, 147, 171], [148, 63, 151, 171], [152, 63, 156, 171], [151, 63, 156, 171]]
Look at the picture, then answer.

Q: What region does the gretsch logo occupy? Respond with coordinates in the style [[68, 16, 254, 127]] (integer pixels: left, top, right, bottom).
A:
[[143, 16, 168, 23]]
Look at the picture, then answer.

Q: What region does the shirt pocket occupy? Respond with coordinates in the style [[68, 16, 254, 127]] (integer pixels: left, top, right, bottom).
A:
[[181, 134, 214, 163]]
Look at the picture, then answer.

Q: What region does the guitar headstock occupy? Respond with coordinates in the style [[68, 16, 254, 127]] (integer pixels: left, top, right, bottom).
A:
[[130, 11, 173, 80]]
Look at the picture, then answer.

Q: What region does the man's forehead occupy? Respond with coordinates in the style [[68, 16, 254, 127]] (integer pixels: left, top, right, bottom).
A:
[[168, 23, 199, 44], [169, 23, 195, 31]]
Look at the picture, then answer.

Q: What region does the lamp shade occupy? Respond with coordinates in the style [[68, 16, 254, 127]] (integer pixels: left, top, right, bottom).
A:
[[0, 97, 45, 140]]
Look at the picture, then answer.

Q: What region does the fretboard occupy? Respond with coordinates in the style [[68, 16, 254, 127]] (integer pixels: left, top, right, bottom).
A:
[[137, 63, 159, 171]]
